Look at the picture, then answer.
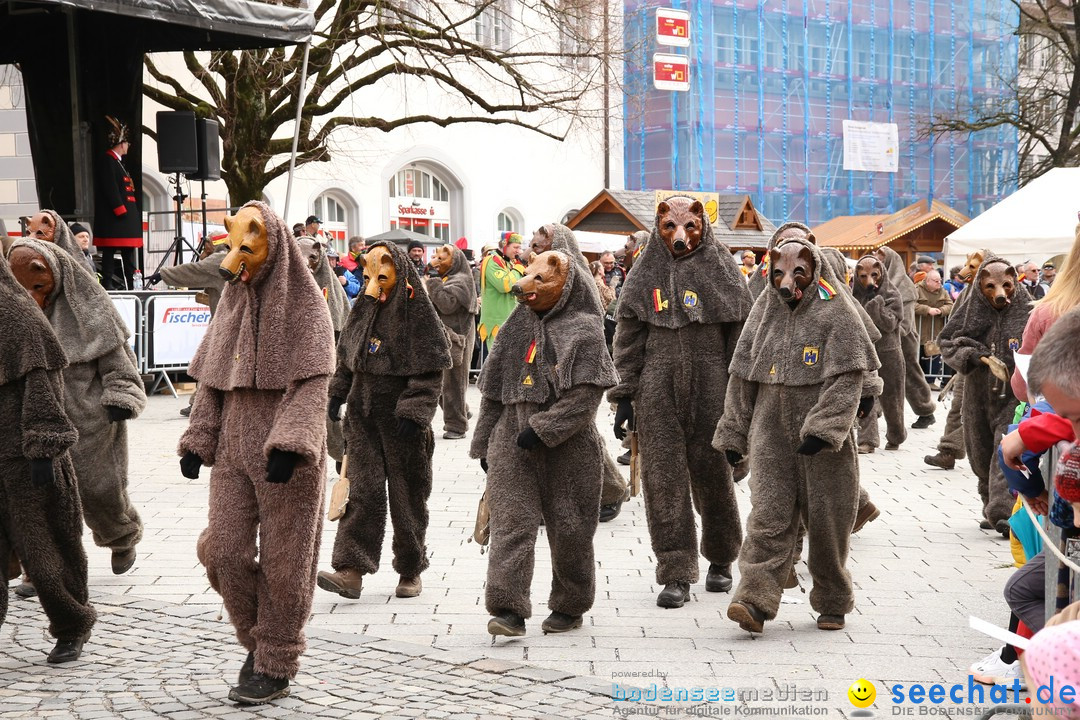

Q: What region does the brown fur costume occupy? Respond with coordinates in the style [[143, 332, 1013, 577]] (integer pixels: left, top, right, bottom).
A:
[[938, 257, 1032, 529], [327, 241, 452, 582], [39, 209, 97, 276], [12, 238, 146, 554], [609, 200, 752, 585], [470, 251, 618, 619], [714, 237, 880, 623], [876, 246, 937, 418], [425, 245, 477, 436], [178, 201, 334, 680], [0, 252, 96, 643], [747, 222, 814, 298], [851, 254, 907, 450]]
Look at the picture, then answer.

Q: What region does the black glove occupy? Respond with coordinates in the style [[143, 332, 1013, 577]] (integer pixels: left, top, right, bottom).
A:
[[796, 435, 829, 456], [328, 396, 344, 422], [29, 458, 54, 488], [480, 457, 488, 473], [396, 417, 421, 438], [613, 398, 634, 440], [856, 396, 875, 419], [725, 450, 743, 467], [332, 265, 346, 277], [146, 272, 163, 286], [180, 452, 203, 479], [517, 426, 542, 450], [266, 449, 301, 484], [105, 405, 133, 423]]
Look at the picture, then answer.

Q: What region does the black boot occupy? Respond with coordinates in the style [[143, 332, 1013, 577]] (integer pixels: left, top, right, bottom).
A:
[[47, 632, 90, 664], [599, 496, 625, 523], [239, 651, 254, 685], [541, 611, 583, 634], [911, 414, 936, 429], [487, 610, 526, 637], [228, 672, 290, 705], [617, 450, 631, 466], [656, 581, 690, 608], [111, 548, 136, 575], [705, 563, 733, 593], [727, 601, 766, 633]]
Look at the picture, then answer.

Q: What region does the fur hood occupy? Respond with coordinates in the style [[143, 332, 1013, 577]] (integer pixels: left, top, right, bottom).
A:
[[0, 251, 68, 385], [298, 236, 351, 333], [820, 247, 882, 343], [730, 237, 880, 386], [478, 252, 618, 405], [338, 240, 452, 377], [10, 238, 129, 365], [618, 201, 753, 328], [433, 245, 477, 315], [188, 201, 335, 391], [545, 222, 605, 315], [42, 209, 96, 275]]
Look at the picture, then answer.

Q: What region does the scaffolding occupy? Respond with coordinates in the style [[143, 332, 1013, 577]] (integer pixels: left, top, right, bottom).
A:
[[623, 0, 1020, 226]]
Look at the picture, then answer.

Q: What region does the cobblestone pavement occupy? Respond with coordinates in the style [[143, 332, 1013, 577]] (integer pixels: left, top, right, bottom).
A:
[[2, 387, 1020, 718]]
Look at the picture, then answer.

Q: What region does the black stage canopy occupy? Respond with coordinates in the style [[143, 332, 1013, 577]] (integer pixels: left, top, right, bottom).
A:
[[1, 0, 313, 220]]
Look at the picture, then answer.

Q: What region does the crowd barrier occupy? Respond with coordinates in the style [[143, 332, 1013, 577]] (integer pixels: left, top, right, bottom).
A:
[[108, 290, 212, 398]]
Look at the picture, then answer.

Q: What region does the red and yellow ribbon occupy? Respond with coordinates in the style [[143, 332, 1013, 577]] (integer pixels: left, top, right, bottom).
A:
[[525, 339, 537, 364]]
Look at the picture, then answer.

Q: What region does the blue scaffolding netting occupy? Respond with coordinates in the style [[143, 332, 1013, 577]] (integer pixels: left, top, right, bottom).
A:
[[623, 0, 1020, 225]]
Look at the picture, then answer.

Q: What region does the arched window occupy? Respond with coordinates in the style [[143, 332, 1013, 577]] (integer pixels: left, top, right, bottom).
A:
[[497, 211, 516, 233], [388, 165, 453, 242], [312, 191, 356, 250]]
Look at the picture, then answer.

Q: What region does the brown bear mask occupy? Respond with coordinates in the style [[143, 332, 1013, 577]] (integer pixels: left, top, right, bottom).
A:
[[530, 225, 554, 258], [431, 244, 455, 277], [9, 245, 56, 310], [854, 256, 886, 293], [360, 245, 397, 303], [219, 206, 271, 284], [297, 237, 323, 274], [27, 211, 56, 243], [511, 251, 569, 312], [769, 242, 815, 306], [959, 249, 987, 282], [657, 197, 705, 257], [978, 259, 1017, 310]]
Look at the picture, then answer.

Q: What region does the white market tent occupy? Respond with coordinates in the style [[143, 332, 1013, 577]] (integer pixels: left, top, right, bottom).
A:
[[945, 167, 1080, 269], [574, 230, 630, 255]]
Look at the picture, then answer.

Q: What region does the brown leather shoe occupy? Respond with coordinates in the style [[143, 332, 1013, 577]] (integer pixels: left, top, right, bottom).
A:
[[727, 601, 765, 634], [923, 452, 955, 470], [317, 568, 363, 599], [395, 575, 422, 598], [817, 614, 845, 631], [852, 501, 880, 534]]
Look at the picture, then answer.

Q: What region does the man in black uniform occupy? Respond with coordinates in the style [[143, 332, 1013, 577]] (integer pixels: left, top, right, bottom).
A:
[[93, 116, 141, 290]]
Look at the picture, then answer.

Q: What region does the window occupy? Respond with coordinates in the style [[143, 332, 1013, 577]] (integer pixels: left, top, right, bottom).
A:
[[497, 212, 515, 233], [475, 0, 511, 50], [312, 191, 354, 250], [558, 0, 593, 70], [314, 196, 346, 224], [394, 167, 449, 201]]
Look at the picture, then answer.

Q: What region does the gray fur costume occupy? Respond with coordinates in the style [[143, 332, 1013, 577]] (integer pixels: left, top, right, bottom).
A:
[[609, 204, 752, 585], [328, 241, 452, 582], [877, 246, 936, 418], [714, 237, 881, 622], [938, 257, 1032, 528], [42, 209, 97, 276], [851, 253, 907, 450], [0, 252, 96, 644], [543, 223, 628, 506], [13, 238, 146, 555], [470, 251, 618, 619], [158, 244, 227, 314], [179, 201, 334, 680], [425, 245, 477, 436]]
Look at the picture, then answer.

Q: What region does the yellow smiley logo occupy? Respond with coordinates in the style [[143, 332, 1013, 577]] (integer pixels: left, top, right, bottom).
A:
[[848, 678, 876, 708]]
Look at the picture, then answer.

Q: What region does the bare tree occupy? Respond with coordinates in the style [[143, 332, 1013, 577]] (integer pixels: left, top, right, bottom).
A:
[[143, 0, 619, 203], [927, 0, 1080, 185]]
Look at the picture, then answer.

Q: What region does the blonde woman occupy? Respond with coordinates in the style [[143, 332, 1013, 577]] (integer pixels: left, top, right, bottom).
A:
[[590, 260, 616, 309]]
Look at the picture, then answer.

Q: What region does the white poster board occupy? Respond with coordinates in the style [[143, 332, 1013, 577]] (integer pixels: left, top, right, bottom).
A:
[[110, 295, 139, 354], [147, 294, 211, 368], [842, 120, 899, 173]]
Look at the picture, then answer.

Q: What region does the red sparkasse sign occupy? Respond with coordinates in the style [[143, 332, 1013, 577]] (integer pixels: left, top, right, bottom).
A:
[[656, 8, 691, 47], [653, 53, 690, 92]]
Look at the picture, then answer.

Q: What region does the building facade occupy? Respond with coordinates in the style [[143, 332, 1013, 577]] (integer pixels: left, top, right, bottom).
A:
[[623, 0, 1019, 226]]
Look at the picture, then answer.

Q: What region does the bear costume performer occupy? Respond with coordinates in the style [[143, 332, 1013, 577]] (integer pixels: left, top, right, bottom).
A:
[[319, 241, 452, 601], [938, 256, 1032, 537], [747, 222, 813, 299], [609, 196, 752, 609], [851, 254, 908, 452], [178, 201, 334, 705], [425, 244, 477, 440], [470, 249, 618, 636], [0, 251, 96, 663], [10, 238, 146, 574], [713, 237, 881, 634], [875, 246, 937, 426]]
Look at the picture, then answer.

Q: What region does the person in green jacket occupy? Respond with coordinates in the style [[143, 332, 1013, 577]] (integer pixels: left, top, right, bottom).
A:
[[478, 232, 525, 350]]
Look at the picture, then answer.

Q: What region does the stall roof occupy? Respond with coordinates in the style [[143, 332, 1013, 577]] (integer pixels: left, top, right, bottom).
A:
[[0, 0, 314, 61], [367, 228, 445, 246], [565, 189, 777, 249], [814, 199, 969, 252], [945, 167, 1080, 268]]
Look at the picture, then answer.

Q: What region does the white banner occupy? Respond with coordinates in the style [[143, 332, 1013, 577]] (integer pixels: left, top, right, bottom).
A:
[[147, 294, 211, 368], [842, 120, 899, 173], [110, 295, 139, 354]]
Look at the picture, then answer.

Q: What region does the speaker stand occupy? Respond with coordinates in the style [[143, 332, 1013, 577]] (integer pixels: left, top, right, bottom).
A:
[[149, 172, 201, 285]]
